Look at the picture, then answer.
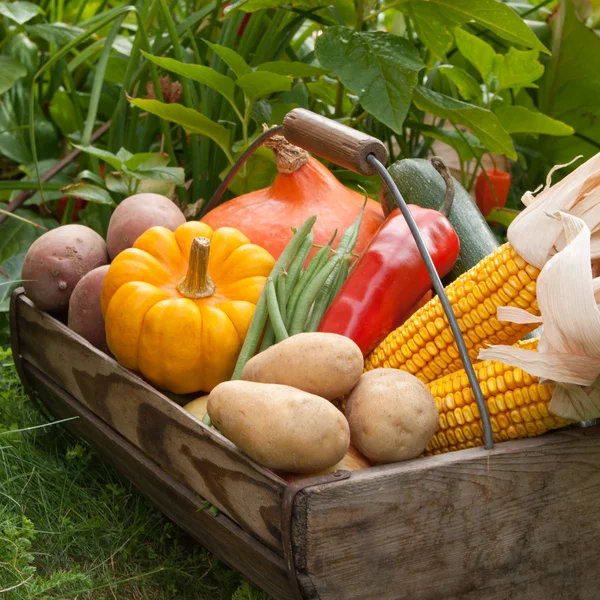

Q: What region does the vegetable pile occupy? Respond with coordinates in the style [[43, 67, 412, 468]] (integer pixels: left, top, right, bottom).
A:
[[19, 134, 600, 480]]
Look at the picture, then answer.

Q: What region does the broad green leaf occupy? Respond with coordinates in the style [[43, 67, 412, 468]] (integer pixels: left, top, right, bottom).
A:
[[454, 28, 496, 82], [437, 65, 482, 103], [398, 0, 548, 56], [538, 0, 600, 163], [124, 152, 171, 171], [413, 86, 516, 159], [306, 81, 352, 114], [71, 145, 123, 170], [26, 23, 84, 45], [408, 121, 486, 163], [141, 51, 237, 107], [495, 106, 573, 136], [257, 61, 329, 78], [0, 1, 40, 25], [105, 172, 129, 195], [128, 98, 231, 158], [115, 148, 134, 163], [78, 203, 111, 237], [75, 170, 105, 186], [125, 166, 185, 185], [496, 47, 544, 90], [235, 72, 292, 102], [62, 182, 115, 205], [0, 56, 27, 95], [204, 41, 251, 78], [315, 28, 424, 133], [49, 89, 78, 136]]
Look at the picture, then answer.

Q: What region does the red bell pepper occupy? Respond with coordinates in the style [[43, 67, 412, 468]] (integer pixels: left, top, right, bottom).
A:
[[318, 159, 460, 356]]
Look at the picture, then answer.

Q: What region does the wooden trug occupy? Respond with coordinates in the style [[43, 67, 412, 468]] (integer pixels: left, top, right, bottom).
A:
[[10, 289, 600, 600]]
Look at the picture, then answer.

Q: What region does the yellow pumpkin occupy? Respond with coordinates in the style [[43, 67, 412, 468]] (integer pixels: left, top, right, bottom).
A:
[[101, 222, 275, 393]]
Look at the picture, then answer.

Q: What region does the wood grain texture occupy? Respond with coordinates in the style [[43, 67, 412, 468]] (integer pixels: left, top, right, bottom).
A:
[[13, 292, 286, 553], [282, 108, 388, 175], [21, 361, 294, 600], [294, 427, 600, 600]]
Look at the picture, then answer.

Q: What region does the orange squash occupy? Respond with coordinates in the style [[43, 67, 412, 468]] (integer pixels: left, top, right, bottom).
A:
[[101, 222, 275, 394], [201, 135, 384, 260]]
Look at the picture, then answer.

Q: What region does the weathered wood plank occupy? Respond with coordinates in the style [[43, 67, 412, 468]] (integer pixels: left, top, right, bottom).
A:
[[295, 427, 600, 600], [13, 291, 286, 553], [22, 361, 294, 600]]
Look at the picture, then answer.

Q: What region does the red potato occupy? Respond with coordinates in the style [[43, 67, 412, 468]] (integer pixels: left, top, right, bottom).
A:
[[106, 193, 186, 259], [68, 265, 110, 352], [22, 224, 109, 312]]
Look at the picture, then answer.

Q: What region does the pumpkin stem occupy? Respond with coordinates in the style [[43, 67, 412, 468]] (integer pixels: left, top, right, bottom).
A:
[[264, 132, 309, 174], [177, 236, 215, 299]]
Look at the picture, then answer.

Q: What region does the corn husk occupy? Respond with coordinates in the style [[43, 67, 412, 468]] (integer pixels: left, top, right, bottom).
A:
[[479, 212, 600, 421], [508, 152, 600, 269]]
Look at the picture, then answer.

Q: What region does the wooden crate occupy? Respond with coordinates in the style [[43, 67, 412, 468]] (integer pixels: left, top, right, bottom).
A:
[[9, 288, 600, 600]]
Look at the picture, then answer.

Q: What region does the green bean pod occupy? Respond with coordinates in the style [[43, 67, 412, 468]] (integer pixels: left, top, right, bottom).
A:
[[259, 321, 275, 352], [285, 232, 313, 297], [276, 272, 288, 325], [266, 278, 289, 343], [231, 215, 316, 379]]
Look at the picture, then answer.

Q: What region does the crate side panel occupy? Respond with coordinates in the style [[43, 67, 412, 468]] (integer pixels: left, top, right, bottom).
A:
[[296, 428, 600, 600], [14, 293, 285, 553]]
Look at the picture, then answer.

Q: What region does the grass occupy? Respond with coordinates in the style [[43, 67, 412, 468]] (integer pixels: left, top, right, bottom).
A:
[[0, 347, 269, 599]]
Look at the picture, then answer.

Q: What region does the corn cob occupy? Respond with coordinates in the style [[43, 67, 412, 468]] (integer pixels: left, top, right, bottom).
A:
[[424, 339, 573, 456], [365, 243, 541, 383]]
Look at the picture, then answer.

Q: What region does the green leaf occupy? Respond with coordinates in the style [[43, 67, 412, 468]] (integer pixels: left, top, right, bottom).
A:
[[71, 145, 123, 170], [62, 182, 114, 205], [75, 170, 105, 186], [454, 28, 496, 82], [0, 56, 27, 95], [398, 0, 549, 56], [538, 0, 600, 164], [128, 98, 231, 159], [125, 166, 185, 185], [413, 86, 516, 159], [141, 51, 237, 108], [115, 148, 133, 163], [437, 65, 482, 103], [49, 89, 78, 136], [306, 81, 352, 114], [408, 121, 486, 163], [26, 23, 84, 46], [105, 172, 129, 195], [204, 41, 251, 78], [257, 61, 329, 78], [496, 47, 544, 90], [495, 105, 574, 136], [315, 28, 424, 133], [0, 1, 40, 25], [235, 72, 292, 102], [124, 152, 171, 171], [226, 0, 329, 14]]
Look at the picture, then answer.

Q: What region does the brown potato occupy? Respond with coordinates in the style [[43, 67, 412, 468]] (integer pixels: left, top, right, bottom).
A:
[[241, 332, 363, 400], [106, 193, 185, 259], [207, 381, 350, 473], [346, 369, 439, 463], [68, 265, 110, 351], [22, 224, 109, 312]]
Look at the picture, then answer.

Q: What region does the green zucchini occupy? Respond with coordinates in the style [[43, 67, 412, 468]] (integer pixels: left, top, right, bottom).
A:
[[382, 158, 499, 283]]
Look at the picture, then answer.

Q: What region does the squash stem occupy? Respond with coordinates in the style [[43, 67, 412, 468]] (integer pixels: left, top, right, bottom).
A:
[[177, 236, 215, 298]]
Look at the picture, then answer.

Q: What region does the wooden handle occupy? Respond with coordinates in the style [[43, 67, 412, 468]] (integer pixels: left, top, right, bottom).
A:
[[282, 109, 388, 176]]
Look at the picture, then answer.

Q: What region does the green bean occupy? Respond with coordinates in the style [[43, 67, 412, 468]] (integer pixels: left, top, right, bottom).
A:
[[328, 255, 351, 305], [231, 215, 317, 379], [259, 321, 275, 352], [285, 232, 313, 297], [289, 208, 366, 335], [304, 259, 344, 332], [277, 272, 288, 325], [285, 233, 335, 328], [266, 278, 289, 343]]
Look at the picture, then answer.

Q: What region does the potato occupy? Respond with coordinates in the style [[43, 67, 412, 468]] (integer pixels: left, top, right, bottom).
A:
[[106, 193, 185, 259], [22, 224, 109, 312], [68, 265, 110, 351], [207, 381, 350, 473], [241, 332, 363, 400], [183, 395, 210, 421], [282, 444, 371, 482], [346, 369, 439, 463]]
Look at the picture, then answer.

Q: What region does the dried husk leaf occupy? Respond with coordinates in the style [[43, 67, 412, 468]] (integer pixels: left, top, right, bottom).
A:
[[479, 212, 600, 421], [508, 152, 600, 268]]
